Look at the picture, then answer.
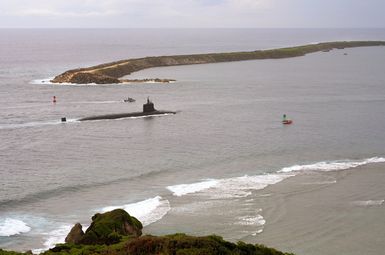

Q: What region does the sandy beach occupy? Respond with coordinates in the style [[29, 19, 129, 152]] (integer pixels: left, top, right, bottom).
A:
[[250, 163, 385, 255]]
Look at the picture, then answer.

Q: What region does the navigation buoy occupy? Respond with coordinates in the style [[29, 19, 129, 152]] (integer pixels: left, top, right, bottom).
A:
[[282, 120, 293, 125], [52, 96, 57, 103], [282, 114, 293, 125]]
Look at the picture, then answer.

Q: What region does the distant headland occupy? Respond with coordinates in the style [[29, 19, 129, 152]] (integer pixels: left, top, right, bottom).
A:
[[51, 41, 385, 84]]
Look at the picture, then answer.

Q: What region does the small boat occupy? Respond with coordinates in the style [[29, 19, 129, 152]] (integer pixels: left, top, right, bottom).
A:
[[124, 97, 136, 103]]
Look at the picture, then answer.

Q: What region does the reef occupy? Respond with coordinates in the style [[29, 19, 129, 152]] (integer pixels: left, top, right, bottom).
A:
[[0, 209, 295, 255], [50, 41, 385, 84]]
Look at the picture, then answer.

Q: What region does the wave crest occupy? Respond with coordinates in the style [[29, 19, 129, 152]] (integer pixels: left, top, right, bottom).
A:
[[167, 174, 292, 199], [0, 218, 31, 237], [100, 196, 170, 226], [279, 157, 385, 173]]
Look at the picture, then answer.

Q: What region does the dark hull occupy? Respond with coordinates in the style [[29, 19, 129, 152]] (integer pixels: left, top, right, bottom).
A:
[[79, 110, 176, 121]]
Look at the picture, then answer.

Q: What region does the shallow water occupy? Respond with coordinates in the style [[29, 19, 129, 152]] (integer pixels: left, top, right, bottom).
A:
[[1, 28, 385, 253]]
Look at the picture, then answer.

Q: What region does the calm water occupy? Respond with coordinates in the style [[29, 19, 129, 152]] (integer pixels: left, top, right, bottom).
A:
[[1, 28, 385, 253]]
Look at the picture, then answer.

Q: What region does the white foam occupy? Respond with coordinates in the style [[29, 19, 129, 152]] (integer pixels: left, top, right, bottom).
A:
[[279, 157, 385, 173], [129, 113, 176, 119], [167, 174, 292, 199], [30, 78, 99, 86], [211, 174, 291, 199], [30, 78, 55, 85], [236, 214, 266, 226], [80, 113, 175, 123], [31, 78, 150, 86], [0, 119, 78, 130], [100, 196, 170, 226], [167, 180, 219, 196], [352, 200, 384, 206], [32, 225, 72, 254], [0, 218, 31, 237], [236, 213, 265, 236], [121, 80, 176, 84], [252, 229, 264, 236], [167, 157, 385, 199]]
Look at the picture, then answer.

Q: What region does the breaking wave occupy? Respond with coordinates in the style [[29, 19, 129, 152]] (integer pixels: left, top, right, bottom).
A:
[[100, 196, 170, 226], [167, 180, 219, 197], [167, 174, 293, 199], [279, 157, 385, 173], [352, 200, 384, 206], [0, 218, 31, 237], [167, 157, 385, 199], [32, 225, 72, 254]]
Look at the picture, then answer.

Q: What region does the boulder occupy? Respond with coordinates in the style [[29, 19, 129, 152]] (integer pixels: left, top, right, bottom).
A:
[[65, 223, 84, 244], [78, 209, 143, 245]]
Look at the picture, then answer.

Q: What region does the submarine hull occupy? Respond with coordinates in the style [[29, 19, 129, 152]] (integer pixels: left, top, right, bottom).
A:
[[79, 110, 176, 121]]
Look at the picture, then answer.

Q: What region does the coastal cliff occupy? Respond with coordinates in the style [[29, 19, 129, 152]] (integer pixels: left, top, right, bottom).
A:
[[0, 209, 294, 255], [51, 41, 385, 84]]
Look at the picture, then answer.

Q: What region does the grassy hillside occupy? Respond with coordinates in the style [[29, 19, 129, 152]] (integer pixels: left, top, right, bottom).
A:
[[1, 234, 294, 255]]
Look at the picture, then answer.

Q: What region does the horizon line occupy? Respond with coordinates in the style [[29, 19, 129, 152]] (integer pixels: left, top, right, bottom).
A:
[[0, 27, 385, 30]]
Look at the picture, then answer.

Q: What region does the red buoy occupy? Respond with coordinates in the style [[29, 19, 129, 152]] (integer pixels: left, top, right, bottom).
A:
[[282, 120, 293, 125], [282, 114, 292, 125]]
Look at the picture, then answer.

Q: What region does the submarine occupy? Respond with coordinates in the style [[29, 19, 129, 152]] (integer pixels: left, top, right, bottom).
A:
[[77, 98, 176, 122]]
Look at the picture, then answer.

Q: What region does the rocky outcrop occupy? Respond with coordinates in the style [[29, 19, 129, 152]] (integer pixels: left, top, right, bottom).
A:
[[65, 209, 142, 245], [64, 223, 84, 244], [53, 71, 120, 84], [1, 209, 294, 255], [51, 41, 385, 84]]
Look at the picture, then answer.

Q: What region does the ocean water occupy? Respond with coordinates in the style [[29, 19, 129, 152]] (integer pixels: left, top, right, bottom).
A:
[[1, 28, 385, 253]]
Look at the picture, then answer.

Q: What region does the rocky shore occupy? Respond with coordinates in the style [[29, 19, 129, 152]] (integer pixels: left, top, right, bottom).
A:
[[120, 78, 176, 83], [0, 209, 294, 255], [50, 41, 385, 84]]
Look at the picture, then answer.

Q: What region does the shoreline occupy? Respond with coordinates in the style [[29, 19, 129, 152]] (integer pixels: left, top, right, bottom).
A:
[[1, 160, 384, 254], [51, 41, 385, 84], [250, 163, 385, 255]]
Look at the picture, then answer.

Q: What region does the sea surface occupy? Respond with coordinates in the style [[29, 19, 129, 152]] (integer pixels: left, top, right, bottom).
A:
[[1, 28, 385, 253]]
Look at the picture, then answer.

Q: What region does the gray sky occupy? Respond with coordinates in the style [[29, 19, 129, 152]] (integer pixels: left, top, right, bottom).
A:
[[1, 0, 384, 28]]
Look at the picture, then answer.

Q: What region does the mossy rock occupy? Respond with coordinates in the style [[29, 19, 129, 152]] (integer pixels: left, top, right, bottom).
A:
[[79, 209, 142, 245]]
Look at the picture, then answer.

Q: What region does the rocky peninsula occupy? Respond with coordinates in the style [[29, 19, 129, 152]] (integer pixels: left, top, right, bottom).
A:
[[0, 209, 294, 255], [51, 41, 385, 84]]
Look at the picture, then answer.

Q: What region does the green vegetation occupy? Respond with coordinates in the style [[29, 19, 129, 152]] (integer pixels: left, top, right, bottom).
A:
[[51, 41, 385, 84], [41, 234, 294, 255], [0, 249, 26, 255], [0, 209, 295, 255], [0, 234, 295, 255], [68, 209, 143, 245]]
